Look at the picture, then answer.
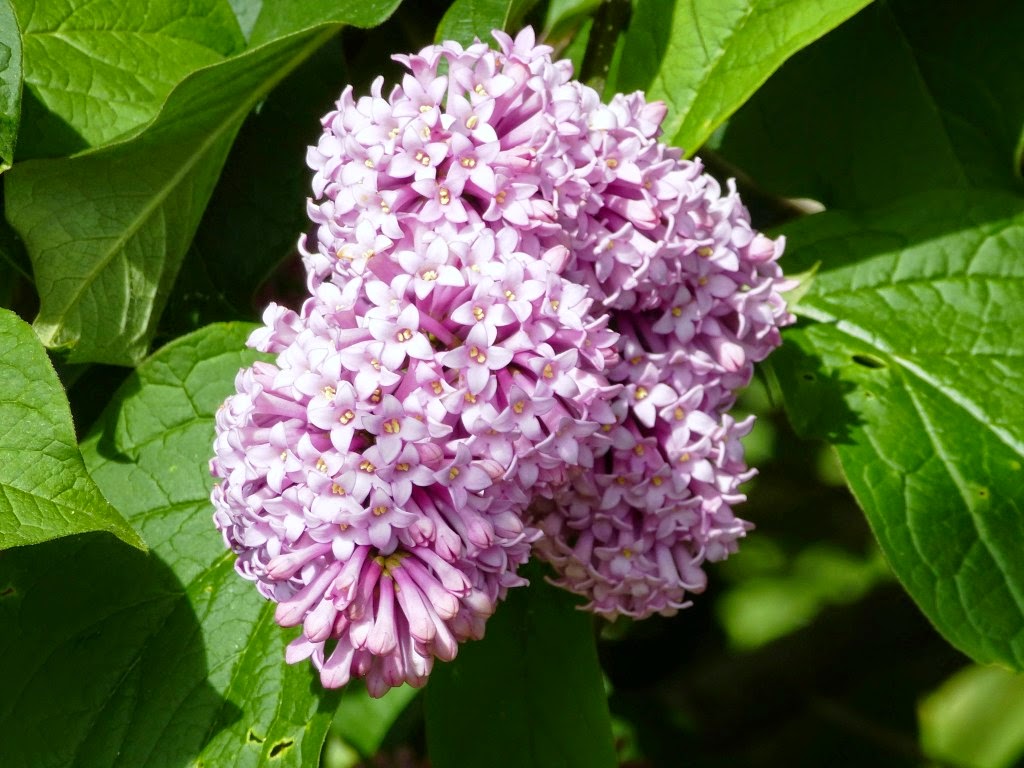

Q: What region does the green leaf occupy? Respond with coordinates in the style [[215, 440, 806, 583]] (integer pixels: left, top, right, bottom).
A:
[[920, 664, 1024, 768], [13, 0, 244, 157], [0, 308, 143, 551], [5, 26, 340, 365], [718, 0, 1023, 210], [248, 0, 402, 46], [770, 189, 1024, 669], [0, 322, 340, 766], [425, 561, 616, 768], [611, 0, 873, 154], [0, 0, 21, 171], [436, 0, 540, 46]]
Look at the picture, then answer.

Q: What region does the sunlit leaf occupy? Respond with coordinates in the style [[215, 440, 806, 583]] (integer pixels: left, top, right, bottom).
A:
[[612, 0, 872, 153], [13, 0, 244, 156]]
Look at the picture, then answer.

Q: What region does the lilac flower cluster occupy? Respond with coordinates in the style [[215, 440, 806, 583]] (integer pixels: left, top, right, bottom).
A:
[[210, 28, 792, 695]]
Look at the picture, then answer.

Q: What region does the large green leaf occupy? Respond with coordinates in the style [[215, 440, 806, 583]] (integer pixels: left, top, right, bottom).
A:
[[5, 26, 339, 365], [435, 0, 540, 46], [13, 0, 244, 157], [771, 189, 1024, 669], [717, 0, 1023, 210], [0, 307, 142, 550], [0, 322, 337, 767], [611, 0, 872, 154], [0, 0, 21, 171], [425, 561, 617, 768], [6, 1, 404, 367]]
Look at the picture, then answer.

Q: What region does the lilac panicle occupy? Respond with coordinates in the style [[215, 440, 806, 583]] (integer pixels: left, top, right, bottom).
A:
[[211, 27, 793, 695]]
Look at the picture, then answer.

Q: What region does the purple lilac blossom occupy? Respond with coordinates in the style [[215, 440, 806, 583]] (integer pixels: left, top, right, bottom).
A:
[[210, 27, 792, 695]]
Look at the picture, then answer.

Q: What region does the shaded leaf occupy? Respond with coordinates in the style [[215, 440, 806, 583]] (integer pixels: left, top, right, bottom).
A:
[[436, 0, 540, 46], [5, 25, 341, 365], [0, 0, 21, 171], [13, 0, 244, 157], [0, 307, 142, 550], [612, 0, 872, 154], [771, 189, 1024, 669], [425, 561, 616, 768], [718, 0, 1022, 210]]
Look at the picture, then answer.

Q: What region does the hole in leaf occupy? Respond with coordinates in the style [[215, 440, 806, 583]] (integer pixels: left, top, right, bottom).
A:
[[0, 586, 15, 598], [978, 487, 989, 499], [801, 372, 816, 382], [269, 739, 294, 758], [247, 729, 265, 744], [852, 354, 885, 369]]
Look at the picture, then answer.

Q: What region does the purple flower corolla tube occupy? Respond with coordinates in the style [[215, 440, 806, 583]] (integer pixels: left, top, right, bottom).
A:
[[211, 27, 792, 695]]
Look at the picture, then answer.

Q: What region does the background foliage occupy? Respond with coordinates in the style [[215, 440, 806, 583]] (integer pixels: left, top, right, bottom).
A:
[[1, 1, 1022, 766]]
